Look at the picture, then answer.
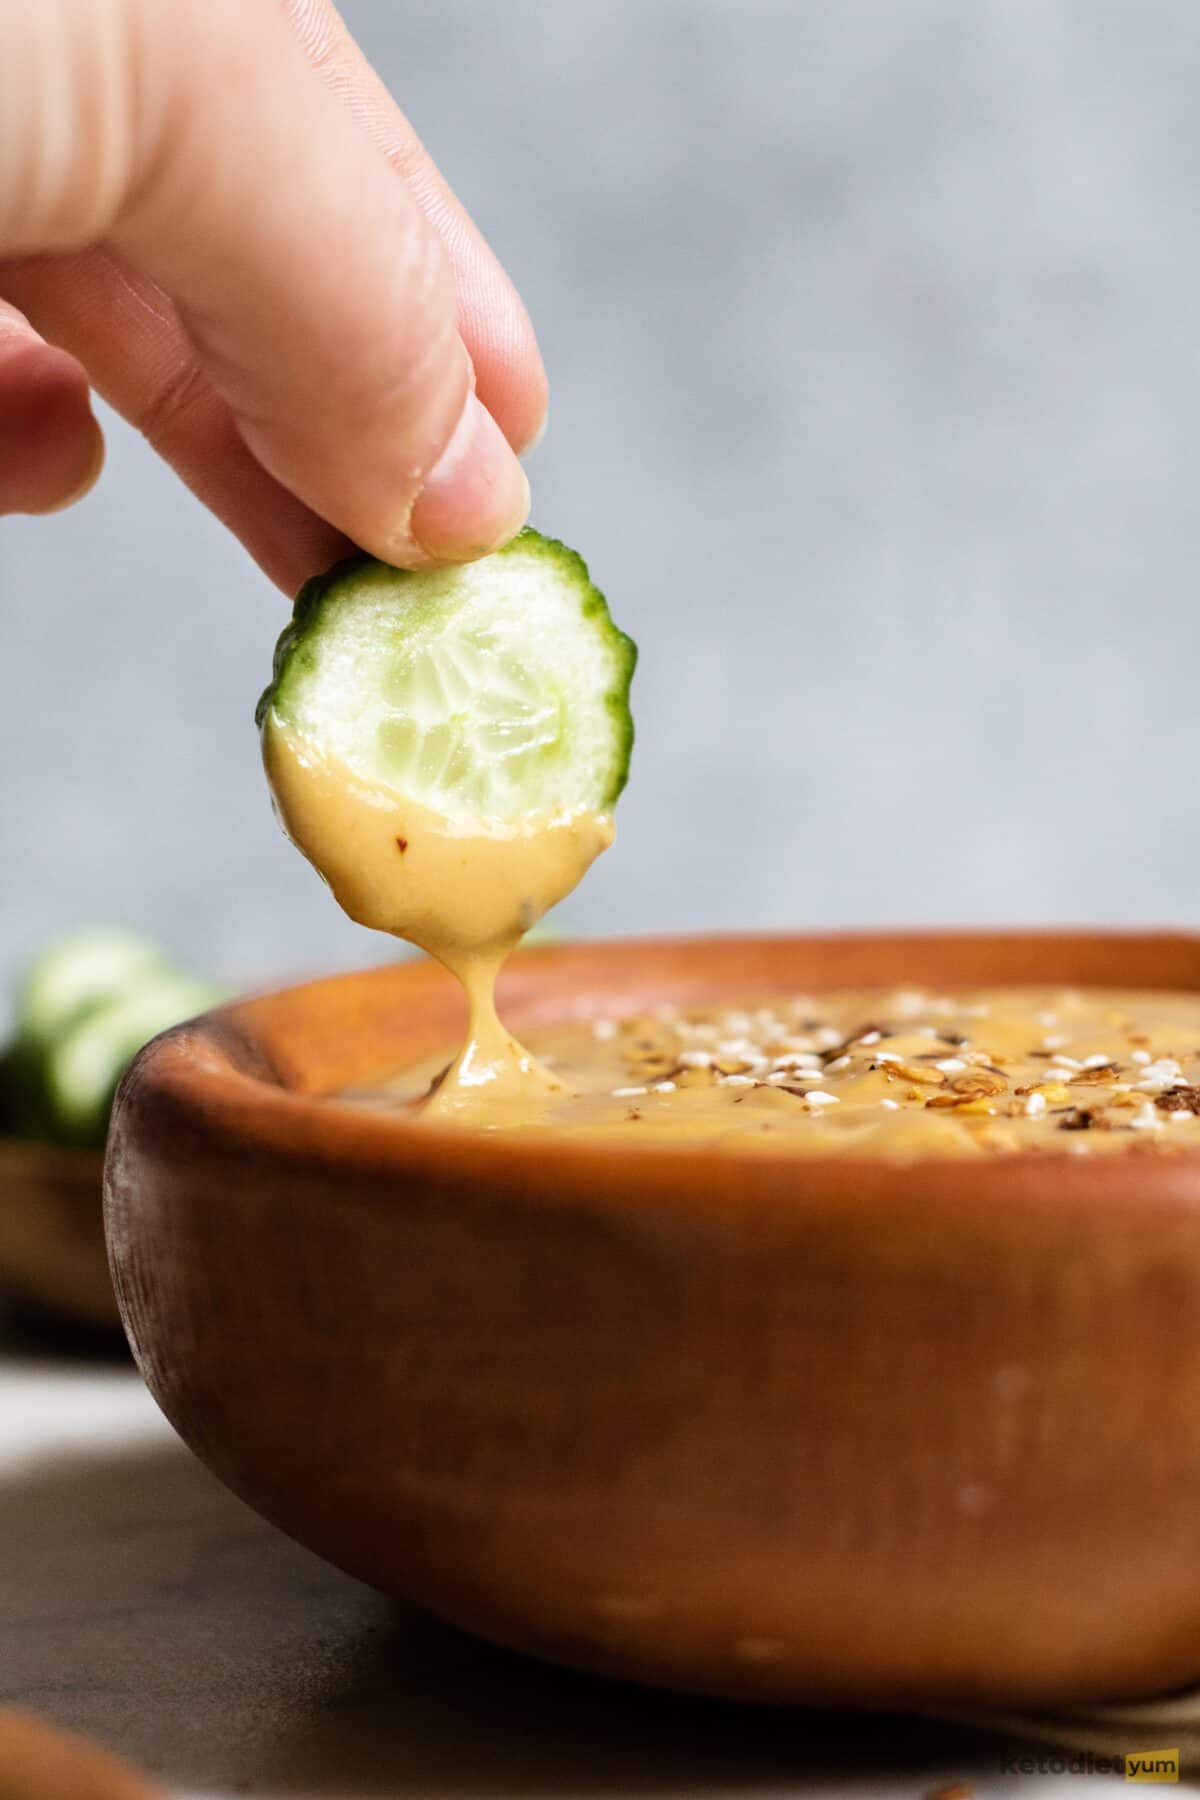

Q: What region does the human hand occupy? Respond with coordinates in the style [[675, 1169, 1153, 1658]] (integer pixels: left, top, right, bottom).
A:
[[0, 0, 545, 589]]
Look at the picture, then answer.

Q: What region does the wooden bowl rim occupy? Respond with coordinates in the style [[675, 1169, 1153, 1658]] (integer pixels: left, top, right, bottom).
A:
[[110, 927, 1200, 1215]]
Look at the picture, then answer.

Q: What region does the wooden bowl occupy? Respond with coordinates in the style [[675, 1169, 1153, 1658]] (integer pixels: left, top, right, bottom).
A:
[[0, 1138, 115, 1325], [104, 930, 1200, 1710]]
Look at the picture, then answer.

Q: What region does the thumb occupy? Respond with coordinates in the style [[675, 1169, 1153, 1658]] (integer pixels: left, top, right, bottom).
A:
[[0, 0, 531, 567]]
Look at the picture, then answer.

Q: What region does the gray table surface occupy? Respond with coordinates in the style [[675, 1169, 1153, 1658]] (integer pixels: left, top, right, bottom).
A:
[[0, 1307, 1110, 1800]]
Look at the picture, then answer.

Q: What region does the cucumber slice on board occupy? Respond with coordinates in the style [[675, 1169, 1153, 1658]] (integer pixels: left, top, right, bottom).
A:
[[14, 927, 169, 1049], [43, 972, 225, 1146], [257, 528, 636, 827]]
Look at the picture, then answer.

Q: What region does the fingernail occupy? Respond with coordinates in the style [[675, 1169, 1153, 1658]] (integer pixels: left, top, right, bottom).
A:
[[409, 391, 530, 562]]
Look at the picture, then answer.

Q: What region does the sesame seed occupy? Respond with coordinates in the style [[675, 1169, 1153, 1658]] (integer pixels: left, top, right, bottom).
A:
[[582, 992, 1200, 1154], [1135, 1061, 1187, 1092]]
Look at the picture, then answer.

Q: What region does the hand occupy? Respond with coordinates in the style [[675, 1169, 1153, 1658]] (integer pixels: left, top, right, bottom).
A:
[[0, 0, 546, 589]]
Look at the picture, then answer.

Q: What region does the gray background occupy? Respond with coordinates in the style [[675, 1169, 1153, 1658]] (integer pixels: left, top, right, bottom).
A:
[[3, 0, 1200, 998]]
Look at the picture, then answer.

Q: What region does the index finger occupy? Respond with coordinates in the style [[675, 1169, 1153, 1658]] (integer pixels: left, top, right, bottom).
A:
[[282, 0, 549, 456]]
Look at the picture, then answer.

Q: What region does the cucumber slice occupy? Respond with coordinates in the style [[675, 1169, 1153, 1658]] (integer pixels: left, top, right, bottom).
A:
[[14, 927, 169, 1049], [44, 973, 225, 1146], [257, 528, 636, 827]]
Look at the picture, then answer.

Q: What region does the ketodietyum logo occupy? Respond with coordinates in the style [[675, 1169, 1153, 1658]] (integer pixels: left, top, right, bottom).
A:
[[999, 1748, 1180, 1781], [1125, 1749, 1180, 1783]]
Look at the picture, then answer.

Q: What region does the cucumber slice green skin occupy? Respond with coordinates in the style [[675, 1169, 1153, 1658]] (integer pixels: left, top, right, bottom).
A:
[[42, 973, 226, 1147], [1, 928, 172, 1142], [14, 927, 169, 1050], [0, 1045, 26, 1136], [256, 527, 637, 819], [0, 928, 225, 1147]]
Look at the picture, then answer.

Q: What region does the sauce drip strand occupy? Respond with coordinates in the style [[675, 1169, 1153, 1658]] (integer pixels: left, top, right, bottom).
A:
[[265, 722, 612, 1114]]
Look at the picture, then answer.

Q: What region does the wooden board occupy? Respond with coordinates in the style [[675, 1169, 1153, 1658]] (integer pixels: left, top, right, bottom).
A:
[[0, 1138, 115, 1325]]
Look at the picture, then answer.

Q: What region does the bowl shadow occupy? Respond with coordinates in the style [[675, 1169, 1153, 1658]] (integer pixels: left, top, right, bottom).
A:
[[0, 1423, 1012, 1796]]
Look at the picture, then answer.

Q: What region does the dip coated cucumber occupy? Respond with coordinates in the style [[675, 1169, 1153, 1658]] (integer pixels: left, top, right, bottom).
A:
[[257, 528, 636, 826]]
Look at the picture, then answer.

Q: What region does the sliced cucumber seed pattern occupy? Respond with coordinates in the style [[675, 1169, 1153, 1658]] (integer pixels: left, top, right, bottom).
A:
[[375, 630, 567, 819]]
